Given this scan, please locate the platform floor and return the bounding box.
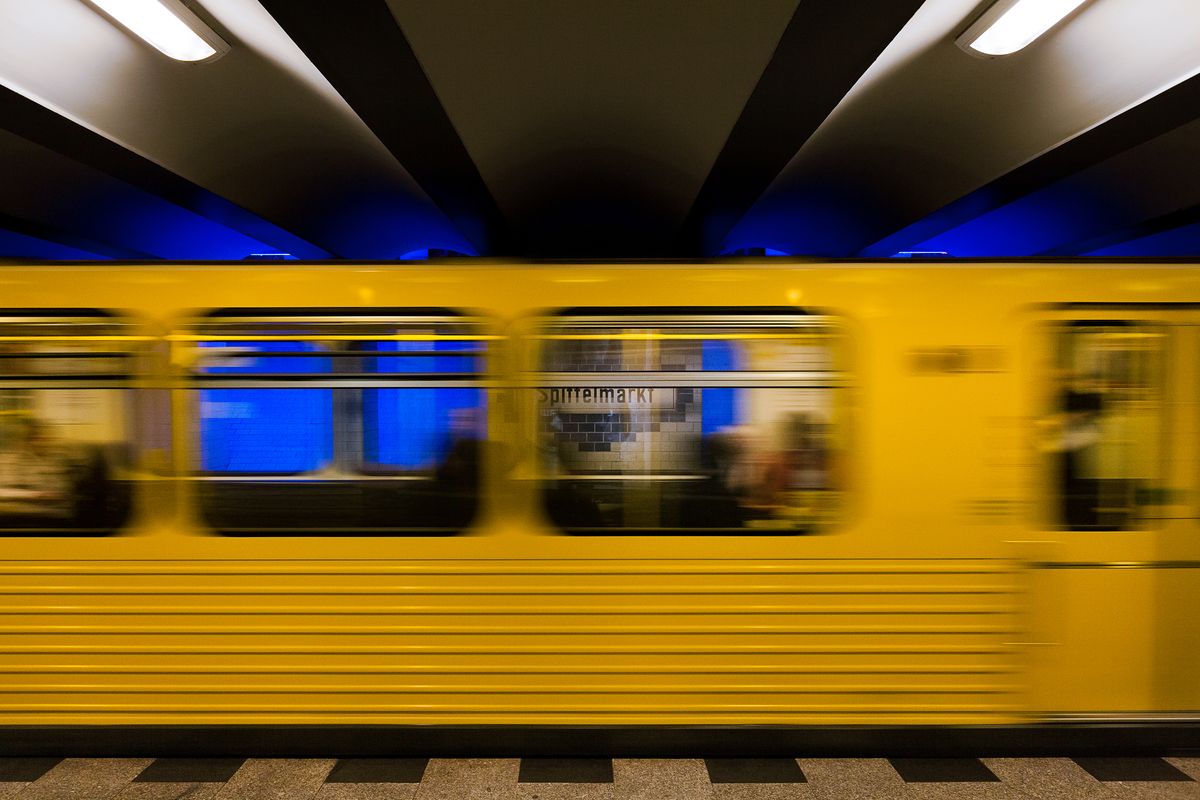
[0,756,1196,799]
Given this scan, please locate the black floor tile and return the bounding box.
[518,758,614,783]
[0,757,61,782]
[1073,757,1194,782]
[889,758,1000,783]
[325,759,429,784]
[705,759,807,784]
[133,758,245,783]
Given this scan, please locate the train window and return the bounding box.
[0,311,138,534]
[1047,322,1165,531]
[183,310,491,534]
[534,310,847,534]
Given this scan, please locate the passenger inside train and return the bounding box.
[192,312,489,533]
[0,416,74,517]
[0,319,134,531]
[1049,323,1163,531]
[538,312,844,532]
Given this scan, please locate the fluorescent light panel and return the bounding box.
[86,0,228,62]
[962,0,1090,56]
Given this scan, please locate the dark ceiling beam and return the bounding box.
[1038,202,1200,257]
[0,211,150,260]
[0,87,332,260]
[257,0,508,255]
[677,0,927,256]
[862,72,1200,258]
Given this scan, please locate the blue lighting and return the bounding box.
[701,339,741,436]
[721,247,790,257]
[313,187,481,259]
[363,340,481,469]
[55,179,292,260]
[0,227,106,260]
[896,180,1115,257]
[242,253,298,261]
[398,248,472,260]
[718,183,875,257]
[1086,220,1200,257]
[199,342,333,473]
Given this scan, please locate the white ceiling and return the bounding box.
[0,0,474,256]
[723,0,1200,255]
[0,0,1198,258]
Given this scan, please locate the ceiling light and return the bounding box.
[958,0,1091,57]
[84,0,229,62]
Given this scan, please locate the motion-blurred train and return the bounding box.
[0,260,1195,754]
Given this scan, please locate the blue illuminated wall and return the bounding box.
[1086,220,1200,257]
[397,248,472,260]
[0,228,104,260]
[199,341,483,474]
[701,340,742,435]
[894,180,1114,257]
[362,341,481,469]
[720,247,790,257]
[199,343,332,473]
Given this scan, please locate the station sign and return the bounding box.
[537,386,676,412]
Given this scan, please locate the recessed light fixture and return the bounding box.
[891,251,951,258]
[958,0,1092,57]
[84,0,229,63]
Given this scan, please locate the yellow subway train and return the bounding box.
[0,260,1196,753]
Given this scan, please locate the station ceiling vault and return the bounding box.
[0,0,1198,260]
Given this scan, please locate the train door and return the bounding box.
[1026,306,1200,719]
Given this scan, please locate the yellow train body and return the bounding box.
[0,261,1196,730]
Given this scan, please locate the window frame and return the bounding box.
[0,308,142,537]
[528,307,851,536]
[178,307,495,537]
[1040,317,1171,534]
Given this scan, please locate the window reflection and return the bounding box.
[1049,323,1164,531]
[189,312,489,534]
[200,341,333,473]
[0,314,135,533]
[538,314,844,533]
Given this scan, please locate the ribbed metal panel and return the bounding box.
[0,559,1023,725]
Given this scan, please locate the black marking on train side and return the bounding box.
[555,306,814,317]
[1,724,1198,758]
[0,529,121,538]
[3,256,1200,268]
[908,346,1005,375]
[202,307,471,318]
[1043,302,1200,310]
[555,527,814,537]
[210,528,465,538]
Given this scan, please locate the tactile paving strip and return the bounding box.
[0,756,1192,799]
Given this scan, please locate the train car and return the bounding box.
[0,260,1196,755]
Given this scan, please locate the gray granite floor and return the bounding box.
[0,758,1193,800]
